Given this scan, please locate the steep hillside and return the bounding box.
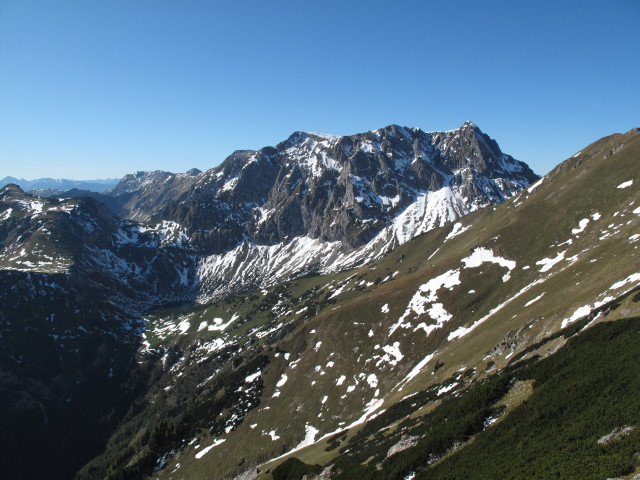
[0,186,199,479]
[69,127,639,480]
[274,314,640,480]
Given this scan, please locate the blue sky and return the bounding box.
[0,0,638,179]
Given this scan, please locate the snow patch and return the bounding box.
[276,374,288,388]
[536,250,566,273]
[178,319,190,334]
[208,313,239,332]
[379,342,403,366]
[461,247,516,271]
[391,269,460,335]
[195,439,226,459]
[610,273,640,290]
[266,430,280,441]
[245,371,261,383]
[437,383,457,396]
[295,424,319,450]
[571,218,590,235]
[561,305,592,329]
[527,177,544,193]
[445,222,470,240]
[524,293,545,307]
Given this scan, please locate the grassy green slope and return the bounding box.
[79,128,639,480]
[278,305,640,480]
[424,315,640,480]
[250,128,639,478]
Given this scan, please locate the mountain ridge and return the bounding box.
[97,121,538,299]
[108,121,537,245]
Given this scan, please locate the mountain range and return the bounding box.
[0,177,120,194]
[0,122,638,480]
[2,122,537,302]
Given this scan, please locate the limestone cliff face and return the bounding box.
[109,122,537,255]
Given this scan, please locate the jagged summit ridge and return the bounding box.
[113,122,536,247]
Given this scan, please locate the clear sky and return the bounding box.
[0,0,638,179]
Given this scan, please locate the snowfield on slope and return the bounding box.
[194,182,528,301]
[391,247,517,337]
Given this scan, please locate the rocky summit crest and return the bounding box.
[87,122,538,299]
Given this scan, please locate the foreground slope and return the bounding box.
[275,313,640,480]
[75,128,638,480]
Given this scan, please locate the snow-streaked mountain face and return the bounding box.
[114,123,536,247]
[0,122,537,303]
[0,184,199,309]
[0,121,538,294]
[96,122,538,299]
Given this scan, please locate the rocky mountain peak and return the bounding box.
[111,122,536,239]
[109,170,173,195]
[0,183,25,197]
[460,119,479,129]
[281,130,340,147]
